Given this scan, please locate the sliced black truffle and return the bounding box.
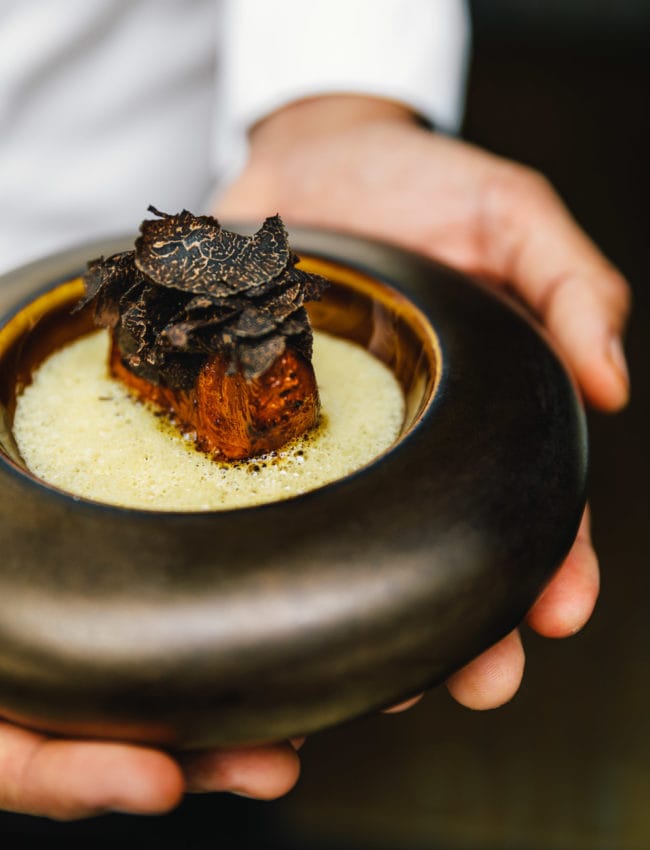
[79,208,330,460]
[81,207,329,383]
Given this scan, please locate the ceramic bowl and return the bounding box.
[0,229,587,748]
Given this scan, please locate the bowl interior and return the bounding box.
[0,256,440,486]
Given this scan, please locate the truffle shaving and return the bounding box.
[79,208,330,459]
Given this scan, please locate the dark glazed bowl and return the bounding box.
[0,229,587,748]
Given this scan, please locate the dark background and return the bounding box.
[2,2,649,847]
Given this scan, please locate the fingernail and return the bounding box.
[608,336,629,389]
[230,790,255,799]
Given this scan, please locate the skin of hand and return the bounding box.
[216,97,630,703]
[0,96,629,821]
[0,723,302,819]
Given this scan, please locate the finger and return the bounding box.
[526,508,599,637]
[0,721,184,820]
[181,742,300,800]
[382,694,424,714]
[446,629,525,710]
[488,166,631,411]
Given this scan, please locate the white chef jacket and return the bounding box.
[0,0,470,274]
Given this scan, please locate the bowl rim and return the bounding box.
[0,244,442,517]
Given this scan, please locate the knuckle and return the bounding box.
[593,263,632,325]
[610,269,632,314]
[491,162,555,205]
[483,163,559,240]
[509,164,556,204]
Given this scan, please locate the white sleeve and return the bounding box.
[213,0,471,182]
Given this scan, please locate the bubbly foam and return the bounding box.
[14,330,404,511]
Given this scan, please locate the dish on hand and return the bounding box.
[0,227,586,747]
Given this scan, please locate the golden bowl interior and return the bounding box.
[0,256,441,490]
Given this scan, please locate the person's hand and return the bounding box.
[1,96,628,821]
[0,721,301,819]
[216,94,631,710]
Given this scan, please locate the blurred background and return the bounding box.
[3,1,648,847]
